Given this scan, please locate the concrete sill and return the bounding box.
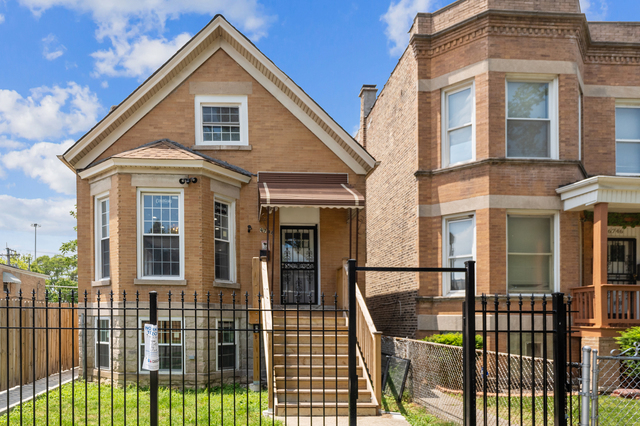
[134,279,187,286]
[193,145,252,151]
[213,281,241,289]
[91,279,111,287]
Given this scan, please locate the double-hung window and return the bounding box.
[506,78,557,159]
[215,199,235,282]
[195,95,249,146]
[95,196,110,280]
[139,319,182,372]
[615,103,640,175]
[443,214,475,295]
[139,191,183,278]
[443,82,475,167]
[218,320,236,370]
[96,318,110,369]
[507,213,557,294]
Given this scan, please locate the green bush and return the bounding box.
[422,332,483,349]
[615,327,640,376]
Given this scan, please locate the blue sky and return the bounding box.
[0,0,631,258]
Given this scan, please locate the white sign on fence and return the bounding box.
[142,323,159,371]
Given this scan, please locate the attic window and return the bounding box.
[195,95,248,146]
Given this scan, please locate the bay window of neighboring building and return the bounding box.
[507,212,558,294]
[615,102,640,175]
[95,195,110,281]
[215,198,235,282]
[194,95,249,146]
[506,77,558,159]
[138,190,184,279]
[443,213,475,296]
[442,81,475,167]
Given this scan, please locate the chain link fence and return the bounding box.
[593,354,640,425]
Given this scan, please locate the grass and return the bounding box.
[381,394,457,426]
[1,381,280,425]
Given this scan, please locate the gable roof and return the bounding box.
[62,15,376,175]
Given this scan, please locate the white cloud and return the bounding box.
[1,139,76,195]
[381,0,431,56]
[19,0,276,78]
[0,137,26,150]
[42,33,66,60]
[91,32,192,78]
[580,0,608,20]
[0,83,101,140]
[0,195,76,235]
[0,14,5,24]
[100,81,108,88]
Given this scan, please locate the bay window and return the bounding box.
[507,213,557,294]
[139,191,183,279]
[215,199,235,282]
[615,104,640,175]
[95,196,110,280]
[443,82,475,167]
[443,214,475,295]
[506,78,557,159]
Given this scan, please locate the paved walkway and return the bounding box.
[272,412,410,425]
[0,367,78,415]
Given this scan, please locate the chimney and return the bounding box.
[358,85,377,148]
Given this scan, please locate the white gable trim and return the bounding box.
[65,18,374,174]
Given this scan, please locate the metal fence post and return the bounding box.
[463,260,476,426]
[149,291,158,426]
[348,259,357,426]
[581,346,592,426]
[553,293,568,426]
[591,349,598,426]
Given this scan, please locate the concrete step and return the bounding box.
[274,402,378,417]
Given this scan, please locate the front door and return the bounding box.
[280,225,318,304]
[607,238,637,284]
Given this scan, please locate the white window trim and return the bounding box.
[505,75,559,160]
[216,319,239,372]
[138,317,184,374]
[194,95,249,146]
[442,212,476,297]
[214,196,236,284]
[506,210,560,295]
[615,100,640,176]
[136,188,185,280]
[94,192,110,282]
[442,80,476,168]
[95,317,110,370]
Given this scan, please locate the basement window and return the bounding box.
[217,320,237,370]
[195,95,249,146]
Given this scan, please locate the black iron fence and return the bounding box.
[0,288,360,425]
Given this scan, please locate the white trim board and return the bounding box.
[556,175,640,211]
[418,195,562,217]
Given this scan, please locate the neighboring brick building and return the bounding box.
[60,16,374,384]
[361,0,640,352]
[1,264,47,300]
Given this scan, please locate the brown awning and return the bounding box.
[258,172,364,209]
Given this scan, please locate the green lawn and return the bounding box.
[1,382,279,425]
[381,394,457,426]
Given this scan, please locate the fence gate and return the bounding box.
[581,344,640,426]
[462,287,579,426]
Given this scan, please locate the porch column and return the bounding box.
[593,202,608,328]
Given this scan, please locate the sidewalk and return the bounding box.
[0,367,78,416]
[273,412,411,425]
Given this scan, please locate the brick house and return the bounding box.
[1,264,47,300]
[360,0,640,354]
[59,15,376,395]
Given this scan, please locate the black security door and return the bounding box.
[280,225,318,304]
[608,238,637,283]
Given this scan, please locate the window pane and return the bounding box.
[448,88,472,129]
[448,218,474,257]
[507,120,550,158]
[97,343,110,368]
[218,345,236,370]
[101,239,110,279]
[143,235,180,277]
[616,142,640,174]
[215,241,230,281]
[508,82,549,119]
[508,216,552,254]
[449,257,471,291]
[449,126,473,164]
[616,108,640,140]
[508,254,553,293]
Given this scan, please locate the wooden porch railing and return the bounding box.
[337,260,382,406]
[571,284,640,327]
